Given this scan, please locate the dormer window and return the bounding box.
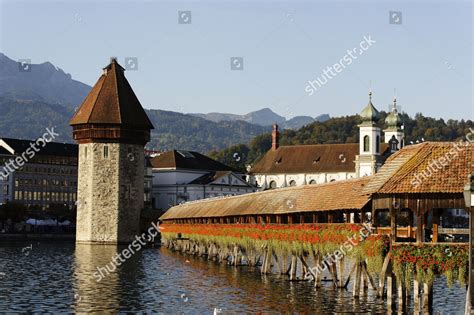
[275,157,282,164]
[389,136,399,152]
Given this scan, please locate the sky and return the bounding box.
[0,0,472,120]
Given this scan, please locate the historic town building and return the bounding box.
[248,92,402,190]
[70,58,154,244]
[0,146,15,205]
[0,138,78,209]
[150,150,255,211]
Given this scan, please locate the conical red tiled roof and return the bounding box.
[70,59,154,130]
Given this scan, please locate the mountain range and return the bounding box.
[190,108,329,128]
[0,53,326,152]
[0,53,90,108]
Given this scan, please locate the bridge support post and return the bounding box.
[387,273,395,311]
[337,257,345,288]
[422,282,433,313]
[413,278,421,313]
[314,253,322,288]
[290,254,298,280]
[397,278,406,313]
[353,260,361,298]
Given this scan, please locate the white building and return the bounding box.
[151,150,255,211]
[248,92,404,189]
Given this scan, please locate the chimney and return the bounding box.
[272,124,279,150]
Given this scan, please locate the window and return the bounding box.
[269,181,277,189]
[289,180,296,187]
[363,136,370,152]
[84,147,88,159]
[103,146,109,159]
[309,179,316,185]
[390,139,398,152]
[376,136,380,153]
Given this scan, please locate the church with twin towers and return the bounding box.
[247,91,405,190]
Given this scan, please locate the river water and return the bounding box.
[0,242,466,313]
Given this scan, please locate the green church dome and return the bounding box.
[360,92,380,123]
[385,98,402,128]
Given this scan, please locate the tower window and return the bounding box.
[104,146,109,159]
[84,147,87,159]
[363,136,370,152]
[376,135,380,153]
[269,181,277,189]
[289,180,296,187]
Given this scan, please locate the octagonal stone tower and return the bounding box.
[70,59,154,244]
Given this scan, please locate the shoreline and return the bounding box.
[0,233,75,242]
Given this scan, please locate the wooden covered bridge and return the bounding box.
[160,142,473,313]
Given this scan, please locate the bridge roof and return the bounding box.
[363,141,473,194]
[160,177,371,220]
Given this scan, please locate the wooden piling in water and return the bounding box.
[330,261,338,288]
[422,282,433,314]
[361,261,377,291]
[353,260,361,298]
[314,254,322,288]
[413,278,421,314]
[397,279,406,313]
[378,252,392,297]
[337,257,345,288]
[387,273,395,311]
[290,255,298,280]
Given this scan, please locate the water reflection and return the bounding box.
[0,242,466,313]
[73,244,121,312]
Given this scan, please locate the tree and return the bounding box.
[207,112,473,168]
[0,202,28,223]
[47,203,73,222]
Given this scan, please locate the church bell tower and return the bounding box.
[355,91,383,177]
[70,58,154,244]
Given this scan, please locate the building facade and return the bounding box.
[151,150,255,211]
[0,147,14,205]
[0,138,78,209]
[70,59,154,244]
[249,92,402,189]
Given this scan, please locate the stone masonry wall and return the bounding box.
[76,142,144,244]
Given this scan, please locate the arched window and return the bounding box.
[289,180,296,187]
[376,135,380,153]
[269,181,277,189]
[309,179,316,185]
[363,136,370,152]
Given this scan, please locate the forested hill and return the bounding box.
[208,112,474,172]
[0,97,268,152]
